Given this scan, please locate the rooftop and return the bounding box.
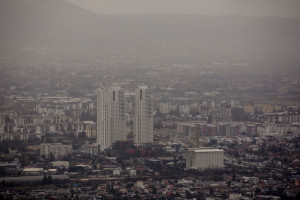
[189,148,224,153]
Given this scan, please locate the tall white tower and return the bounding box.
[97,87,126,151]
[134,86,153,146]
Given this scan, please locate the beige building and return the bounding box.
[243,105,254,114]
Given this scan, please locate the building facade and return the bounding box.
[134,86,153,146]
[186,148,224,170]
[97,87,126,151]
[40,143,72,160]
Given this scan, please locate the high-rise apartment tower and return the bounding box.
[133,86,153,146]
[97,87,126,151]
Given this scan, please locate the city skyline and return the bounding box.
[0,0,299,198]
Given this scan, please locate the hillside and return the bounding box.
[0,0,300,63]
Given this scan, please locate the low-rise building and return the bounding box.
[186,148,224,170]
[40,143,72,160]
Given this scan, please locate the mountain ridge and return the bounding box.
[1,0,300,63]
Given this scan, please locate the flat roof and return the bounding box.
[189,149,223,153]
[23,168,43,172]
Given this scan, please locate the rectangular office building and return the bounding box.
[186,148,224,170]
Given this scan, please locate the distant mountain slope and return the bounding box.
[0,0,300,62]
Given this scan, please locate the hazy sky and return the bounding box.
[65,0,300,17]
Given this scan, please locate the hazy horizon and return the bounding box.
[65,0,300,18]
[1,0,300,63]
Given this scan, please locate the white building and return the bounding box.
[97,87,126,151]
[80,143,101,156]
[179,104,190,115]
[75,121,96,139]
[113,169,121,176]
[134,86,153,146]
[35,126,42,134]
[51,161,70,169]
[159,101,171,114]
[40,143,72,160]
[186,148,224,170]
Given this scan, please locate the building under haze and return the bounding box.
[186,148,224,170]
[97,87,126,151]
[134,86,153,146]
[40,143,72,160]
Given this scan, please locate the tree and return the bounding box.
[209,187,214,196]
[186,190,192,198]
[295,192,300,200]
[43,175,47,184]
[227,181,231,187]
[43,175,53,184]
[71,186,74,198]
[4,147,9,154]
[4,115,11,123]
[20,153,29,166]
[275,187,286,198]
[134,191,141,200]
[1,180,6,187]
[174,155,178,167]
[152,187,157,194]
[47,175,53,184]
[232,171,236,181]
[255,188,261,195]
[50,152,55,161]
